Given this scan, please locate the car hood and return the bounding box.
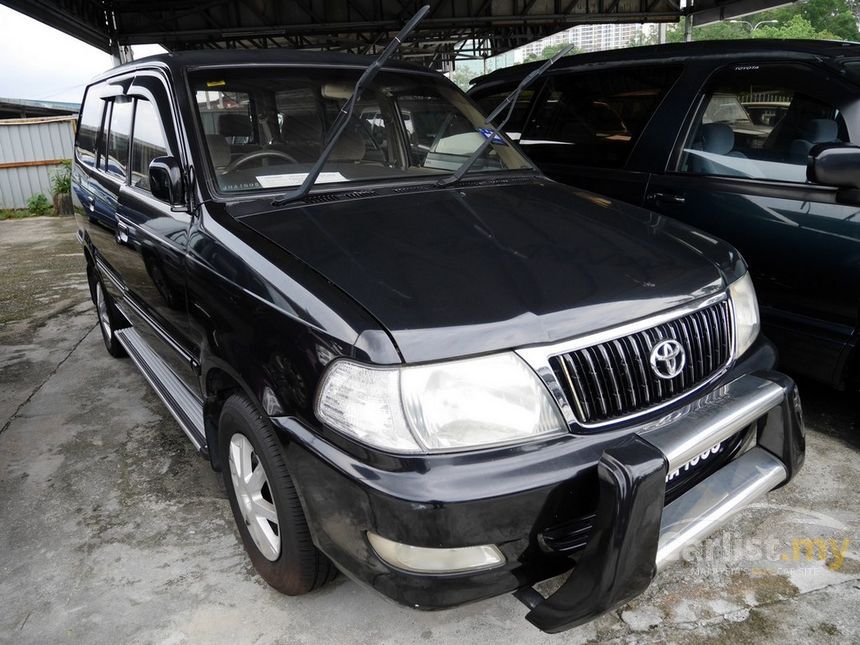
[240,180,737,363]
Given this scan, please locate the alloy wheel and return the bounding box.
[228,433,281,561]
[96,282,112,340]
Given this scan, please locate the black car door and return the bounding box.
[643,61,860,386]
[513,65,683,205]
[88,86,133,294]
[111,73,199,394]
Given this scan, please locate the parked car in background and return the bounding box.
[471,40,860,390]
[72,48,804,634]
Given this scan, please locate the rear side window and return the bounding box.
[105,98,133,179]
[522,66,681,168]
[130,99,169,191]
[76,92,104,168]
[678,63,850,183]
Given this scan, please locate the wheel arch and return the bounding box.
[201,359,282,472]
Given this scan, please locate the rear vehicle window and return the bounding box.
[522,65,681,168]
[76,92,104,168]
[198,90,255,145]
[130,99,169,191]
[105,98,133,180]
[678,64,850,183]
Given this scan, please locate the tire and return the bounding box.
[93,277,126,358]
[219,393,336,594]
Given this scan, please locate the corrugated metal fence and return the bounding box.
[0,115,76,209]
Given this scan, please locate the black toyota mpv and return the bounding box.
[72,45,804,633]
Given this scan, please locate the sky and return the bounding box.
[0,5,164,104]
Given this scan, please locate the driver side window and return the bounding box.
[678,65,848,183]
[130,99,169,192]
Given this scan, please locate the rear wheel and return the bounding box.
[94,279,126,358]
[219,394,336,594]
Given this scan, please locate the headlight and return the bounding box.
[315,352,566,453]
[729,271,760,358]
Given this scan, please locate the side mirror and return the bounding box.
[149,156,185,206]
[808,143,860,204]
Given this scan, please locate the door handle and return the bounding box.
[647,192,686,205]
[116,220,130,245]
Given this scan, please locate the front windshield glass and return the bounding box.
[189,67,533,194]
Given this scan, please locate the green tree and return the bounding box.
[798,0,859,39]
[449,68,477,91]
[667,0,859,42]
[754,14,839,39]
[524,42,579,62]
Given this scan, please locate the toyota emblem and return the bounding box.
[649,339,686,379]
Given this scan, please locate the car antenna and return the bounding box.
[436,44,575,188]
[272,4,430,207]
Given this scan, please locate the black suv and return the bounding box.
[470,39,860,391]
[72,49,804,633]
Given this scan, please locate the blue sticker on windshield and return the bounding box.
[477,128,507,145]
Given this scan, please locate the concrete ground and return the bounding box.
[1,216,858,645]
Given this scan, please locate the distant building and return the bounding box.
[516,22,654,61]
[0,97,80,120]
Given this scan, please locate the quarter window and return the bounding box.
[106,98,133,180]
[678,65,849,183]
[130,99,169,191]
[522,66,681,168]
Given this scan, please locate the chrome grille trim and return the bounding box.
[516,293,735,430]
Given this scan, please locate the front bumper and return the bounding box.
[273,366,803,632]
[518,370,803,632]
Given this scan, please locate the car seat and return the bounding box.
[205,134,231,171]
[788,118,839,163]
[690,123,746,175]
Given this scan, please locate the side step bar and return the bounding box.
[656,446,786,570]
[115,327,206,453]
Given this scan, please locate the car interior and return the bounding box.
[191,71,525,193]
[682,86,848,180]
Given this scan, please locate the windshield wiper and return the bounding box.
[272,4,429,207]
[436,44,575,189]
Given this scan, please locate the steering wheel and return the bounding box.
[225,149,298,172]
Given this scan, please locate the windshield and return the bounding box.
[189,67,533,194]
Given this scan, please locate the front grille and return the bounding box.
[549,299,733,425]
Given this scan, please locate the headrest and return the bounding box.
[701,123,735,155]
[205,134,230,169]
[218,112,251,137]
[799,118,838,143]
[328,127,366,162]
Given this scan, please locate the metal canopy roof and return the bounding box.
[2,0,792,69]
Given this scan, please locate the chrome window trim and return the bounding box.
[516,292,735,431]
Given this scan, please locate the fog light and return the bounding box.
[367,532,505,574]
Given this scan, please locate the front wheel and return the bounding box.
[219,394,336,594]
[94,278,126,358]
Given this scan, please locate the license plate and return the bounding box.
[666,441,724,483]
